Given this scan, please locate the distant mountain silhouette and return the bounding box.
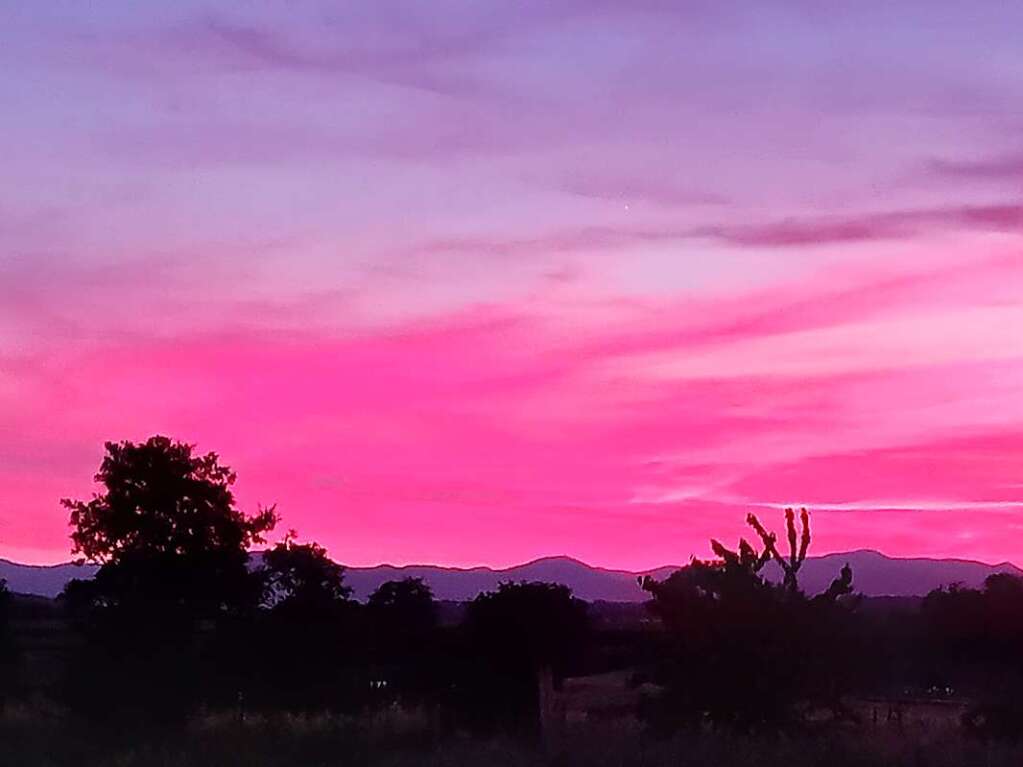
[760,549,1023,598]
[342,557,679,602]
[2,550,1020,601]
[0,559,98,598]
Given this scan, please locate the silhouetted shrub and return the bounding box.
[239,534,365,712]
[460,581,588,732]
[641,510,857,731]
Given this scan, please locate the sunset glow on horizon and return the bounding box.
[3,2,1023,568]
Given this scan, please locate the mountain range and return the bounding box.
[1,549,1020,602]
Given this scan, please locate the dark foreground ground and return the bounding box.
[4,705,1022,767]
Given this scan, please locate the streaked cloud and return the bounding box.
[2,1,1022,567]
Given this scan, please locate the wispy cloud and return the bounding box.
[700,204,1023,248]
[4,1,1023,567]
[928,154,1023,182]
[181,17,490,97]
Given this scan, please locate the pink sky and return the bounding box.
[2,2,1022,568]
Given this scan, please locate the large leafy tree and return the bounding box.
[65,435,276,564]
[60,436,278,721]
[62,436,276,615]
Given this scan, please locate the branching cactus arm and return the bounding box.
[747,509,812,593]
[745,514,783,565]
[788,507,812,582]
[798,508,811,565]
[786,508,798,569]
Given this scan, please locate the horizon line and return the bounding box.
[2,547,1020,574]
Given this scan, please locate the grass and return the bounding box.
[2,700,1022,766]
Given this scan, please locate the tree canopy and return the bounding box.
[62,436,277,615]
[641,509,857,729]
[368,577,437,636]
[64,436,276,564]
[261,532,352,614]
[468,581,588,673]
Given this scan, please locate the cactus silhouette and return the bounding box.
[745,507,811,593]
[705,507,851,598]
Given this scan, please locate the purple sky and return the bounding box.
[3,2,1023,567]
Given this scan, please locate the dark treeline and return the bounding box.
[2,435,1023,745]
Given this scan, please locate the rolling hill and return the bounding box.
[2,549,1019,602]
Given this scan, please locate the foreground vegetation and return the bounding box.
[3,708,1023,767]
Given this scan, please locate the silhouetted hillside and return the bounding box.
[3,551,1020,601]
[343,556,679,602]
[760,549,1023,597]
[0,559,98,598]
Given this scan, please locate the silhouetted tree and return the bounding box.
[368,577,437,637]
[237,532,364,712]
[641,555,797,729]
[261,531,352,615]
[922,574,1023,701]
[367,578,439,699]
[0,578,13,704]
[462,581,588,732]
[59,436,277,722]
[0,578,9,626]
[641,509,856,730]
[63,436,276,615]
